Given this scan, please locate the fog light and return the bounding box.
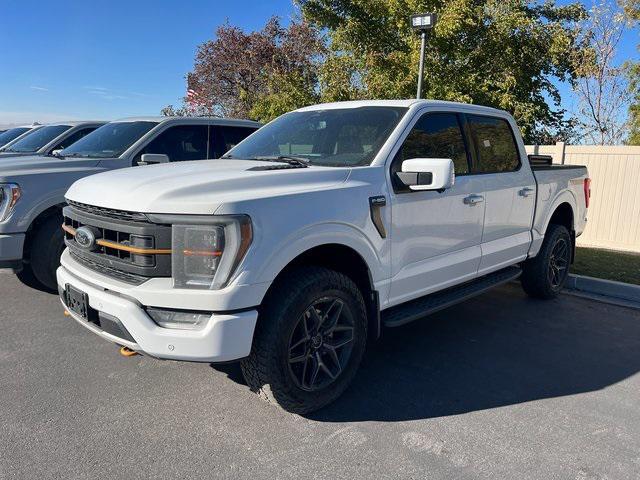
[146,307,211,330]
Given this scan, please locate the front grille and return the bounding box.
[63,204,171,280]
[67,200,150,223]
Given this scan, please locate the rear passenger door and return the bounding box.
[465,114,536,274]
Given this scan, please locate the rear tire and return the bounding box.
[521,223,572,299]
[28,214,65,292]
[240,266,367,414]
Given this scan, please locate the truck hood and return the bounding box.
[66,159,352,214]
[0,151,39,158]
[0,154,103,180]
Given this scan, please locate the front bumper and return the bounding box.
[0,233,25,267]
[56,264,258,363]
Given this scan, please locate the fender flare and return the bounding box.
[539,189,577,236]
[251,222,386,288]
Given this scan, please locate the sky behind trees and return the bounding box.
[0,0,637,127]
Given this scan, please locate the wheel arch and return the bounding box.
[543,200,576,263]
[22,203,65,262]
[260,242,382,341]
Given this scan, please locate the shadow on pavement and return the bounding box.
[214,284,640,422]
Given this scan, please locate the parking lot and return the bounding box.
[1,271,639,479]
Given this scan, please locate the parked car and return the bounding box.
[57,100,589,413]
[0,121,106,158]
[0,116,260,291]
[0,124,41,148]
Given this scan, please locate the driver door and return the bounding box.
[388,112,485,306]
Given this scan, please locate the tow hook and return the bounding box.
[119,346,139,357]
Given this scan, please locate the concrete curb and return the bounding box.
[564,274,640,310]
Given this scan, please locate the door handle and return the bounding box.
[519,187,535,197]
[463,194,484,206]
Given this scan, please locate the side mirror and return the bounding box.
[138,153,170,166]
[51,149,63,156]
[396,158,455,191]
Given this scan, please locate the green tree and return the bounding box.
[571,2,632,145]
[621,0,640,144]
[298,0,587,142]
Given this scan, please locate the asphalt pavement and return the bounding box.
[1,270,639,479]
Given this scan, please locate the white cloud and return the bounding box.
[82,85,149,101]
[0,111,77,128]
[29,86,49,92]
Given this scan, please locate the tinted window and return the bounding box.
[467,115,520,173]
[0,127,31,147]
[137,125,208,162]
[225,107,407,167]
[2,125,71,152]
[395,113,469,174]
[60,121,157,158]
[52,127,98,151]
[211,126,257,158]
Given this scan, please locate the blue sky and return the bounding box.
[0,0,637,126]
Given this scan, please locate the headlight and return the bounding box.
[0,183,21,221]
[147,214,252,290]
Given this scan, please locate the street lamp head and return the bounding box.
[410,13,437,33]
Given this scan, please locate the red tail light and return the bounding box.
[584,178,591,208]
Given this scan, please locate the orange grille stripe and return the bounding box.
[62,223,172,255]
[182,249,223,257]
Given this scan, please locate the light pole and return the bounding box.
[410,13,437,99]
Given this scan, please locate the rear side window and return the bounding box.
[395,113,470,175]
[137,125,208,162]
[210,126,257,158]
[467,115,520,173]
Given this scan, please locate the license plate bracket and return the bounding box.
[65,284,90,320]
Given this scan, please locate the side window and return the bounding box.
[394,112,470,177]
[467,115,520,173]
[210,126,257,158]
[137,125,208,162]
[52,127,97,150]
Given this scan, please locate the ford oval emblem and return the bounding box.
[75,226,99,250]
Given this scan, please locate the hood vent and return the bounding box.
[247,164,307,171]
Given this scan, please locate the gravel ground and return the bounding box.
[1,270,639,479]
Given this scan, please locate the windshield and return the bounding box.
[0,127,31,148]
[225,106,407,167]
[59,121,158,158]
[2,125,71,152]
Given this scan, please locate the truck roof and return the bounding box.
[295,99,508,115]
[110,116,262,128]
[44,120,107,127]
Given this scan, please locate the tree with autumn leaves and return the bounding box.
[164,0,637,144]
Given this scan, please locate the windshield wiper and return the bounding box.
[251,155,311,167]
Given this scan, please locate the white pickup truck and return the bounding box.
[58,100,589,413]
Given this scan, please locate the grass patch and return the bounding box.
[572,247,640,285]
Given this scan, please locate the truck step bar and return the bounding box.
[382,266,522,328]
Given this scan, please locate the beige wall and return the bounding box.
[525,144,640,253]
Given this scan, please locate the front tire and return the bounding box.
[28,214,65,292]
[521,223,572,299]
[240,266,367,414]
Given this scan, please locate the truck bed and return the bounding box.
[530,164,589,255]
